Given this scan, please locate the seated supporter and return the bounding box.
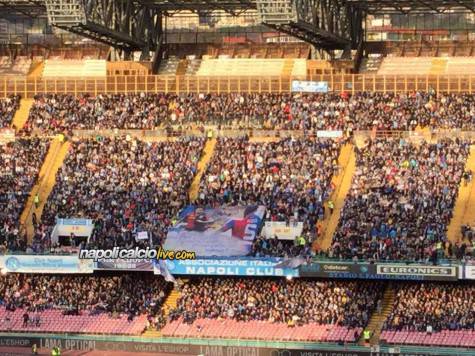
[0,139,49,252]
[0,95,20,128]
[383,283,475,332]
[38,136,204,249]
[0,274,172,322]
[170,278,384,328]
[22,92,475,132]
[197,136,341,257]
[331,138,470,261]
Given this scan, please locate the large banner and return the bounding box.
[0,255,93,274]
[94,258,153,271]
[156,258,299,277]
[261,221,303,240]
[291,80,328,93]
[164,205,266,257]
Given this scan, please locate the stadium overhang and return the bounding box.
[345,0,475,14]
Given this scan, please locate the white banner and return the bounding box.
[136,231,149,240]
[262,221,303,240]
[55,218,94,237]
[317,130,343,138]
[0,128,15,144]
[465,265,475,279]
[291,80,328,93]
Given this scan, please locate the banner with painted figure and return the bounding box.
[164,205,266,257]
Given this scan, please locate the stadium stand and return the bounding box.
[330,139,470,261]
[37,136,204,250]
[42,59,107,78]
[381,283,475,347]
[195,58,306,77]
[163,278,384,341]
[0,56,31,76]
[0,274,172,335]
[197,137,341,257]
[0,95,20,128]
[22,92,475,132]
[0,139,49,252]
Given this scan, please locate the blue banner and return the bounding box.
[291,80,329,93]
[56,218,93,226]
[0,255,94,274]
[156,258,299,277]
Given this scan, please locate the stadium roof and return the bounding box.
[346,0,475,14]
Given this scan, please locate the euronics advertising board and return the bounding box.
[164,205,265,257]
[156,258,299,277]
[0,255,93,274]
[300,261,458,281]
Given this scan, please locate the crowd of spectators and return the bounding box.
[0,139,49,252]
[169,278,384,328]
[38,136,204,249]
[0,95,20,128]
[331,138,470,261]
[0,274,172,323]
[21,92,475,132]
[197,136,341,257]
[383,283,475,332]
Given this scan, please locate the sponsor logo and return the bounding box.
[5,257,20,271]
[79,247,195,261]
[322,264,351,272]
[377,265,456,277]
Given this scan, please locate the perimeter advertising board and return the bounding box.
[0,334,451,356]
[300,262,458,281]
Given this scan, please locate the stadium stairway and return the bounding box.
[10,98,33,132]
[176,60,188,76]
[315,144,356,251]
[27,61,44,78]
[429,58,448,75]
[447,145,475,243]
[21,137,70,240]
[142,287,182,338]
[189,137,217,201]
[281,59,294,76]
[359,285,395,346]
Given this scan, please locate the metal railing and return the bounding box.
[1,74,475,97]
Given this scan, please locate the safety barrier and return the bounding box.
[1,74,475,97]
